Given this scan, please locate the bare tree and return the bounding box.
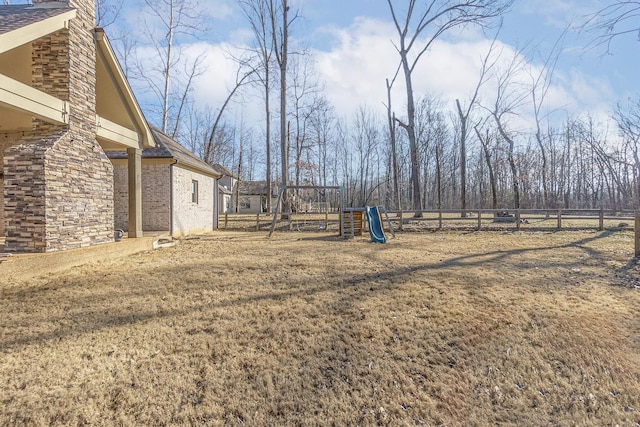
[455,31,501,216]
[527,30,567,215]
[203,63,254,165]
[95,0,123,28]
[237,0,276,211]
[615,97,640,208]
[269,0,299,217]
[139,0,203,133]
[474,122,498,209]
[309,95,336,191]
[383,66,402,211]
[169,54,205,139]
[483,44,528,209]
[386,0,513,216]
[289,54,322,190]
[584,1,640,53]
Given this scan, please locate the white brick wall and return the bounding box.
[111,160,215,236]
[172,166,215,237]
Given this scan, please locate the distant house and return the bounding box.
[237,181,277,214]
[107,126,221,237]
[212,164,236,214]
[0,0,154,252]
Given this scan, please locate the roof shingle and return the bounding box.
[0,5,74,36]
[106,126,219,178]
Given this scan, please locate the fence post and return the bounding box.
[399,209,403,231]
[557,209,562,230]
[516,210,521,230]
[599,208,604,231]
[256,212,260,231]
[224,212,228,229]
[635,213,640,257]
[438,210,443,229]
[477,210,482,230]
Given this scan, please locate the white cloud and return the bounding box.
[312,18,399,118]
[313,18,519,119]
[125,11,619,137]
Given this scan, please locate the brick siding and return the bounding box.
[112,161,171,232]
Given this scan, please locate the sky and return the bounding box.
[153,0,639,133]
[11,0,640,134]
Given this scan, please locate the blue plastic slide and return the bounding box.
[366,206,387,244]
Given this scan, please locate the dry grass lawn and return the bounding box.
[1,230,640,426]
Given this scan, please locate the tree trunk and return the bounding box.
[456,99,467,217]
[401,57,423,216]
[475,126,498,209]
[386,79,401,211]
[265,68,272,212]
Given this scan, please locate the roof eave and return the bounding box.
[94,28,155,148]
[0,9,76,55]
[172,159,222,179]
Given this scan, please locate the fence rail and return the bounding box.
[219,209,640,257]
[219,208,637,233]
[387,208,635,232]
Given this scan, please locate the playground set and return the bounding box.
[267,185,395,243]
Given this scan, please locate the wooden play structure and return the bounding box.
[340,207,395,242]
[340,208,364,238]
[267,185,395,242]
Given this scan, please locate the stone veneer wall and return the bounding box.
[1,136,24,240]
[112,161,171,232]
[3,0,114,252]
[4,132,65,252]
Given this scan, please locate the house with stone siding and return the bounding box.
[0,0,213,252]
[107,126,220,237]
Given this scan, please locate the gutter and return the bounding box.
[169,159,177,237]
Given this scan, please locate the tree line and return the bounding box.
[99,0,640,213]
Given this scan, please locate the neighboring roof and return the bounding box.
[218,183,232,195]
[238,181,272,196]
[212,163,236,178]
[107,126,220,178]
[0,5,73,35]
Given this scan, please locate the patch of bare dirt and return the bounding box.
[1,230,639,426]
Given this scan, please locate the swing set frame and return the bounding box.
[268,185,343,237]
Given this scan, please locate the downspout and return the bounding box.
[169,159,178,236]
[213,177,219,230]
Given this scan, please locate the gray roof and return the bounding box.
[212,163,235,178]
[0,5,74,36]
[107,126,220,178]
[238,181,272,196]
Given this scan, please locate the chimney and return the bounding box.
[5,0,115,253]
[31,0,97,135]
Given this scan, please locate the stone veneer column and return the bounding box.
[3,0,114,252]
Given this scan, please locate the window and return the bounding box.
[191,180,198,204]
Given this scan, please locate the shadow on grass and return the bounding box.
[0,230,631,352]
